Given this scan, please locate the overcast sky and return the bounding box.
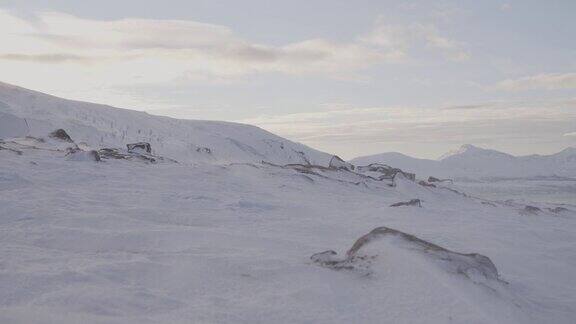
[0,0,575,159]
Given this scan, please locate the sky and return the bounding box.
[0,0,575,159]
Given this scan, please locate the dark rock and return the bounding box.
[196,147,211,154]
[66,146,81,154]
[428,176,453,183]
[356,163,415,181]
[99,147,158,163]
[311,226,500,281]
[0,140,23,155]
[127,142,151,154]
[49,129,72,142]
[390,199,422,208]
[522,205,542,215]
[548,207,569,214]
[418,180,436,188]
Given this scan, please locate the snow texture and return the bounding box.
[1,82,576,323]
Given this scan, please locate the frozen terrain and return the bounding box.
[1,82,576,323]
[351,144,576,180]
[351,145,576,204]
[0,81,332,166]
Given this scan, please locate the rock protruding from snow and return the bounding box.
[196,147,211,154]
[521,205,542,215]
[312,226,499,282]
[66,149,101,162]
[355,163,415,181]
[390,199,422,207]
[329,155,354,170]
[0,140,23,155]
[49,129,73,142]
[99,148,161,163]
[548,207,570,214]
[127,142,151,154]
[428,176,453,183]
[418,180,436,188]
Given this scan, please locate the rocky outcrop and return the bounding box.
[356,163,415,181]
[196,147,211,154]
[418,180,436,188]
[548,207,569,214]
[0,140,23,155]
[99,148,157,163]
[49,129,73,142]
[521,205,542,215]
[127,142,151,154]
[329,155,354,170]
[311,226,499,281]
[428,176,453,183]
[390,199,422,207]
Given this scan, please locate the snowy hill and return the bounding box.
[0,81,332,166]
[351,144,576,180]
[2,83,576,323]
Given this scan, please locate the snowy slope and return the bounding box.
[1,136,576,323]
[0,81,332,166]
[351,144,576,179]
[1,83,576,323]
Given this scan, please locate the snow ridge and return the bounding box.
[0,81,332,166]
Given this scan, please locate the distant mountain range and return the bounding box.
[350,144,576,180]
[2,81,574,180]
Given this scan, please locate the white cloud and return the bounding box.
[0,8,472,113]
[360,18,470,61]
[0,9,397,82]
[565,132,576,137]
[0,9,469,84]
[495,73,576,91]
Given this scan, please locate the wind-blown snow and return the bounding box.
[1,82,576,323]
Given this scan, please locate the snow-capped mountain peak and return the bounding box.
[438,144,514,161]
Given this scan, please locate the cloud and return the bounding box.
[0,53,95,63]
[0,9,468,84]
[495,73,576,91]
[0,9,396,81]
[565,132,576,137]
[360,18,470,61]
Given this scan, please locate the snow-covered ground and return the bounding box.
[0,81,332,166]
[351,145,576,204]
[1,83,576,323]
[450,178,576,205]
